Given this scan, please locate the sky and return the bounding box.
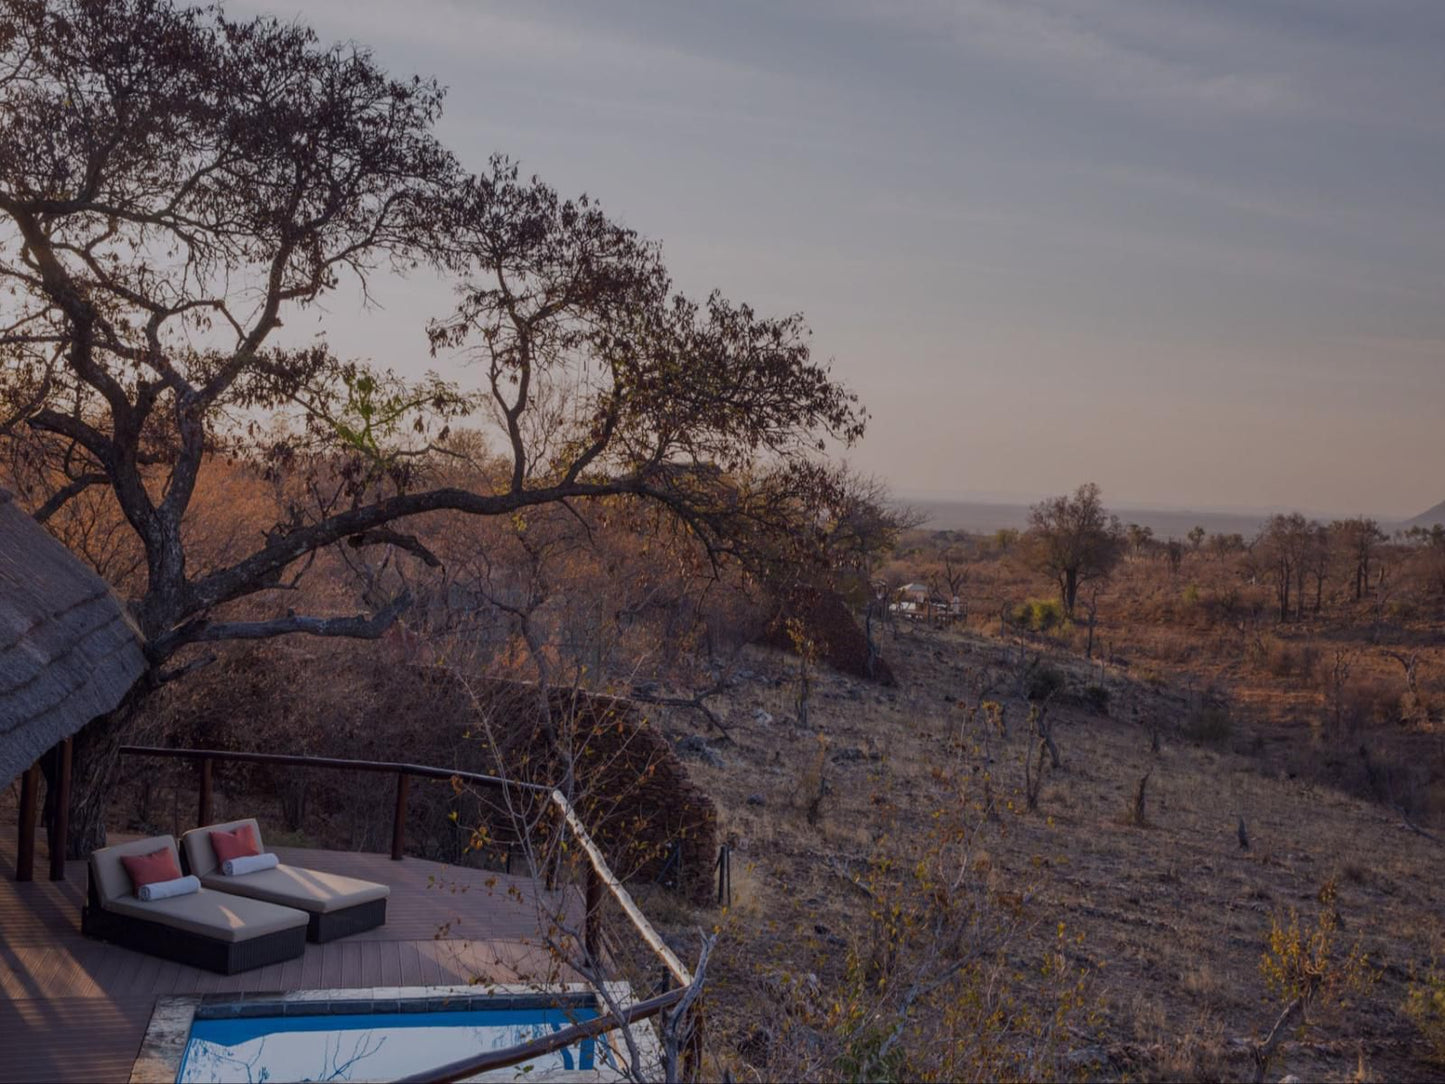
[236,0,1445,519]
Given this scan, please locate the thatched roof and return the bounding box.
[0,489,146,785]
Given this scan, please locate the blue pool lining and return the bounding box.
[187,1005,599,1045]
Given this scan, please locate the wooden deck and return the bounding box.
[0,829,583,1083]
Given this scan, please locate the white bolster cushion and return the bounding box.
[222,852,280,877]
[137,874,201,902]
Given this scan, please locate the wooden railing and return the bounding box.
[117,745,697,1080]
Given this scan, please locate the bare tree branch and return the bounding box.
[161,591,412,653]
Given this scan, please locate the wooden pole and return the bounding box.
[16,762,41,882]
[390,771,410,860]
[48,739,72,881]
[584,866,603,962]
[197,757,213,826]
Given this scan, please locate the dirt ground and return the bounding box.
[649,619,1444,1082]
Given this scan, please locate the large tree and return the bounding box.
[1025,483,1125,617]
[1256,513,1318,622]
[0,0,864,852]
[1332,516,1386,602]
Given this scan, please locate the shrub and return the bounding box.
[1081,684,1110,715]
[1263,638,1319,680]
[1012,598,1067,634]
[1405,969,1445,1065]
[1182,703,1232,744]
[1260,879,1374,1016]
[1027,665,1066,702]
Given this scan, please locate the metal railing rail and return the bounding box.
[118,744,698,1079]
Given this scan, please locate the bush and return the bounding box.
[1081,684,1110,715]
[1405,970,1445,1065]
[1012,598,1067,633]
[1257,878,1374,1076]
[1027,665,1067,702]
[1182,703,1233,744]
[1263,638,1319,680]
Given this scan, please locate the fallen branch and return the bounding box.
[629,682,732,736]
[1397,816,1442,844]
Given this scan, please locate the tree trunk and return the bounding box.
[1063,569,1079,617]
[864,600,879,681]
[64,688,147,858]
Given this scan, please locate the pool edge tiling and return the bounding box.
[131,983,657,1083]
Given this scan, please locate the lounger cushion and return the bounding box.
[209,823,260,865]
[105,888,308,943]
[121,847,182,892]
[200,865,390,914]
[181,819,264,879]
[90,835,181,907]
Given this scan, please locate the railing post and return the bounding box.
[15,761,40,882]
[48,739,72,881]
[197,756,213,826]
[391,771,410,861]
[584,865,603,962]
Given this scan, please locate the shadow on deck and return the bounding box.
[0,827,581,1083]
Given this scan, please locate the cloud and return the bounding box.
[833,0,1305,116]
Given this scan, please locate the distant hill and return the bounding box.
[1407,500,1445,528]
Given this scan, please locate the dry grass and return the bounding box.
[657,619,1445,1081]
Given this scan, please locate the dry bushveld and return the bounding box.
[646,607,1443,1082]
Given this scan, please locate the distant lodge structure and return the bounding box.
[889,581,964,622]
[0,489,146,881]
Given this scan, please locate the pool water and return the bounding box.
[176,1004,602,1083]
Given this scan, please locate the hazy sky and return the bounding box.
[237,0,1445,518]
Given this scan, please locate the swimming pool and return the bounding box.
[178,1002,601,1082]
[132,986,652,1083]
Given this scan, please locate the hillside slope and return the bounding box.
[648,622,1443,1081]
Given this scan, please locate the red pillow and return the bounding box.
[121,847,182,893]
[209,824,260,865]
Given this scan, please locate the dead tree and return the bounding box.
[1030,700,1061,770]
[1024,738,1048,812]
[1131,771,1151,827]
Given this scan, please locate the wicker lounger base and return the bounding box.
[81,878,307,975]
[307,896,387,943]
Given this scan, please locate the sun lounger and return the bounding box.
[82,835,308,974]
[180,819,389,943]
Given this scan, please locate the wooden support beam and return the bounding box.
[48,739,72,881]
[16,762,41,882]
[197,757,213,826]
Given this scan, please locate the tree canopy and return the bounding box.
[0,0,867,851]
[0,0,865,663]
[1025,483,1125,616]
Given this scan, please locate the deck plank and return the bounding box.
[0,830,585,1082]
